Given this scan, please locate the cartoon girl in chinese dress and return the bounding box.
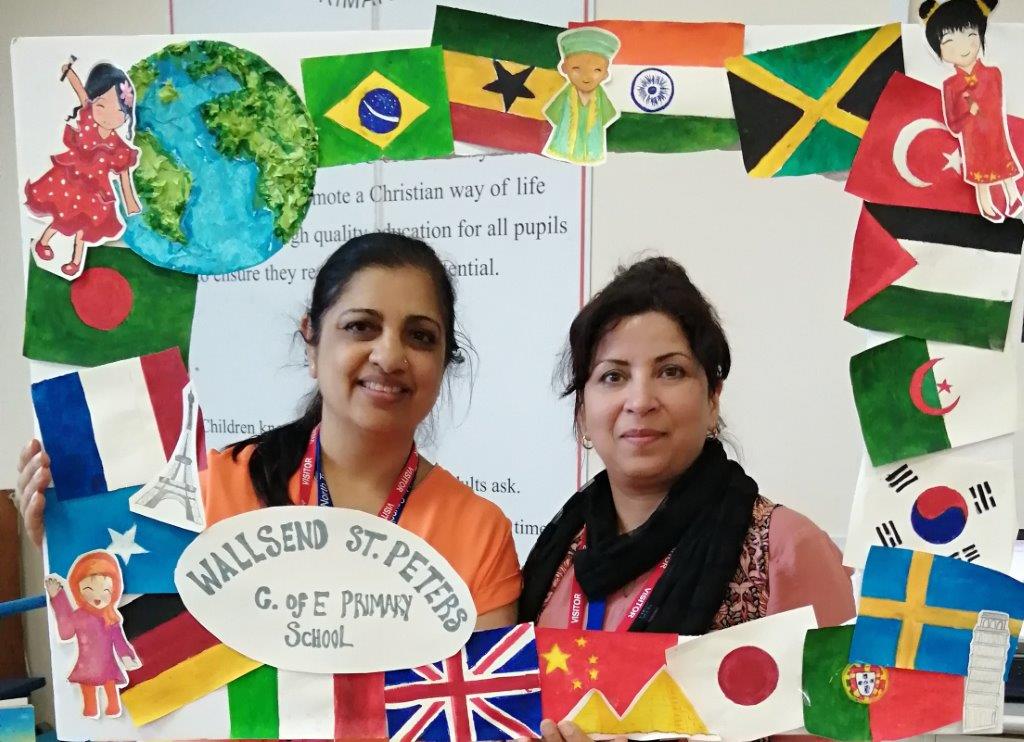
[45,551,141,718]
[24,60,142,277]
[921,0,1023,222]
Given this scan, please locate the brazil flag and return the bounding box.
[23,244,197,367]
[725,24,903,177]
[301,46,454,166]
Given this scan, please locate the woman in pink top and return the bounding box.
[45,550,140,719]
[518,257,854,738]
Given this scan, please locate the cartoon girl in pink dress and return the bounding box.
[45,550,140,719]
[24,61,142,277]
[921,0,1023,222]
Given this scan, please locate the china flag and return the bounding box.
[535,627,707,737]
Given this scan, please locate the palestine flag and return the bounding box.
[845,202,1024,350]
[569,20,742,154]
[431,6,564,153]
[726,24,903,177]
[802,625,964,740]
[849,336,1017,466]
[301,46,454,166]
[23,244,197,367]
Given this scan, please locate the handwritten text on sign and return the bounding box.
[173,506,477,673]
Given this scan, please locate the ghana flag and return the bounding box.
[802,625,964,740]
[23,244,197,367]
[726,24,903,177]
[302,46,454,166]
[432,6,565,153]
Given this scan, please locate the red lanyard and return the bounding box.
[567,526,673,632]
[297,424,418,523]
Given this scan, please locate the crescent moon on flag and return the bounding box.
[909,357,960,416]
[892,118,947,188]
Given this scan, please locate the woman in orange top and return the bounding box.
[17,232,521,627]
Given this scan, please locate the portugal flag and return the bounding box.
[802,625,964,740]
[849,336,1017,466]
[431,6,564,154]
[846,72,1024,214]
[726,24,903,177]
[23,244,197,367]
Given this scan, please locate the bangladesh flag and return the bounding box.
[301,46,454,166]
[849,336,1017,466]
[23,244,197,367]
[726,23,903,177]
[431,6,564,154]
[845,203,1024,350]
[570,20,743,154]
[803,625,964,740]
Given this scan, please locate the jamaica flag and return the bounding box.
[301,46,454,166]
[726,24,903,177]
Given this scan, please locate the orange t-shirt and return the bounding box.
[200,445,522,615]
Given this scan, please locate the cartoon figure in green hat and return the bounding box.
[543,27,621,166]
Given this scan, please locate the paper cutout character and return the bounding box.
[24,59,141,279]
[543,27,621,166]
[920,0,1023,222]
[45,550,141,719]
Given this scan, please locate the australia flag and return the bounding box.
[384,622,542,741]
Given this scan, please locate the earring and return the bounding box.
[706,424,720,440]
[581,434,594,450]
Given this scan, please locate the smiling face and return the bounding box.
[91,86,128,132]
[940,26,982,68]
[581,312,720,494]
[307,265,447,439]
[561,51,610,94]
[78,574,114,609]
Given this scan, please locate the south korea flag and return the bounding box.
[843,445,1016,573]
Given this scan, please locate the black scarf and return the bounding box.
[518,439,759,635]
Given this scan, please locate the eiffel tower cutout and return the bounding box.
[129,382,205,532]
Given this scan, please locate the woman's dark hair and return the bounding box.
[560,256,731,436]
[68,63,135,138]
[920,0,996,56]
[231,232,463,507]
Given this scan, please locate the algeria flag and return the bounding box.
[665,607,817,741]
[850,336,1017,467]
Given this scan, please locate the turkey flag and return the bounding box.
[845,72,1024,215]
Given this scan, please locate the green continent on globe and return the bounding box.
[189,40,317,242]
[132,130,191,244]
[125,40,318,248]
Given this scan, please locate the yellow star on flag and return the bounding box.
[571,678,583,690]
[588,655,598,665]
[588,668,599,680]
[541,643,571,674]
[324,70,428,149]
[575,637,588,648]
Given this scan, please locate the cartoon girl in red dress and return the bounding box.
[921,0,1022,222]
[45,551,140,718]
[24,61,142,277]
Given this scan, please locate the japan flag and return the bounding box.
[665,606,817,742]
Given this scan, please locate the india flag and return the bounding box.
[570,20,744,153]
[850,336,1017,466]
[30,348,189,501]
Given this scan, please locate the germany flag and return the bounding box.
[726,24,903,178]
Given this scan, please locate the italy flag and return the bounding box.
[849,336,1017,466]
[570,20,744,153]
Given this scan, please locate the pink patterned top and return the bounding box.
[537,496,855,631]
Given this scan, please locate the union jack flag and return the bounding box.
[384,622,542,741]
